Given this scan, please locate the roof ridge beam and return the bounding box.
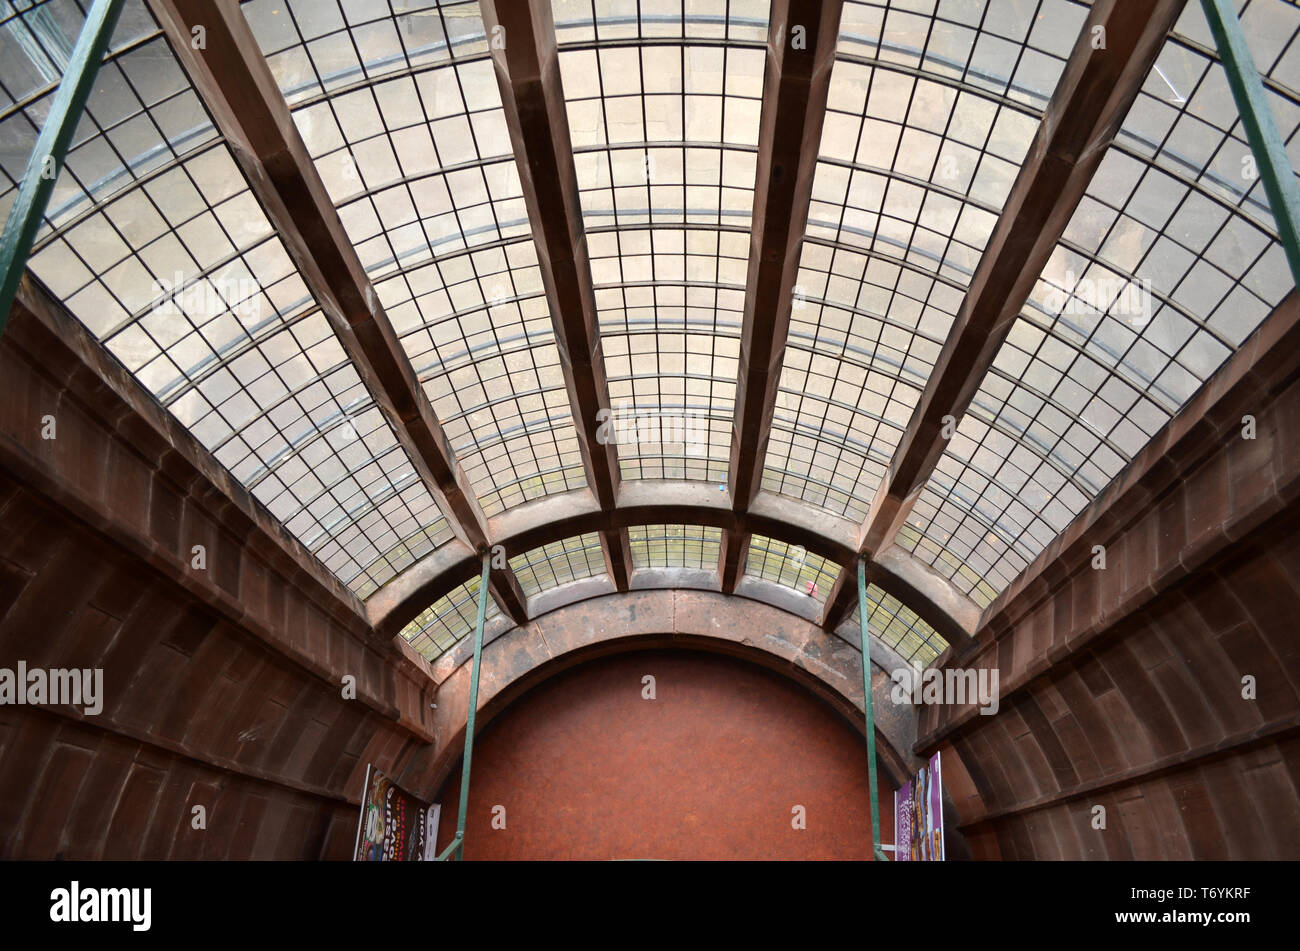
[146,0,528,625]
[721,0,844,592]
[479,0,630,591]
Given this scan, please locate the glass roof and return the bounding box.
[745,534,840,602]
[896,0,1299,606]
[8,0,452,600]
[628,523,721,569]
[509,533,606,596]
[244,0,588,518]
[7,0,1297,664]
[400,573,500,660]
[851,582,947,667]
[558,0,766,484]
[764,0,1086,521]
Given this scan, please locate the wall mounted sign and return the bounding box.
[353,764,440,861]
[894,751,944,861]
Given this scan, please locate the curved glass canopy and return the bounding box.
[6,0,1297,660]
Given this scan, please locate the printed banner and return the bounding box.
[894,751,944,861]
[352,764,441,861]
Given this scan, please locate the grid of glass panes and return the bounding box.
[559,39,765,233]
[823,0,1094,264]
[19,5,451,599]
[240,0,490,107]
[743,534,839,602]
[400,574,500,660]
[849,582,948,667]
[248,1,520,270]
[508,533,607,596]
[242,0,586,517]
[0,2,195,227]
[557,0,765,484]
[809,59,1034,280]
[763,0,1086,522]
[900,2,1300,609]
[627,524,721,569]
[766,247,963,520]
[592,226,742,481]
[835,0,1090,110]
[381,236,587,516]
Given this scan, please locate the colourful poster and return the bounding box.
[352,764,441,861]
[894,751,944,861]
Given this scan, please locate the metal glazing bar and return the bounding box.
[0,0,126,336]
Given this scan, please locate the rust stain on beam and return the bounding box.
[148,0,529,625]
[480,0,630,589]
[717,531,750,595]
[601,528,633,593]
[856,0,1188,559]
[819,562,860,634]
[722,0,844,591]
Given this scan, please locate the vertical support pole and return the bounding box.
[0,0,125,336]
[1201,0,1300,287]
[447,550,491,861]
[857,557,886,861]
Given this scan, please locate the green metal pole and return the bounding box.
[0,0,125,337]
[1201,0,1300,287]
[433,832,462,862]
[857,557,886,861]
[448,551,491,860]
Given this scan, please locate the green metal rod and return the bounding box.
[434,831,463,862]
[1201,0,1300,288]
[857,557,883,861]
[450,552,491,860]
[0,0,125,337]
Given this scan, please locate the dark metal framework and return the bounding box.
[4,0,1298,678]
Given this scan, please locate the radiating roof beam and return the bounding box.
[853,0,1188,561]
[720,0,844,592]
[479,0,631,591]
[147,0,528,625]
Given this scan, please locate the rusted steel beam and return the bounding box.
[479,0,632,591]
[147,0,528,624]
[600,528,633,593]
[821,558,864,636]
[855,0,1188,559]
[720,0,844,592]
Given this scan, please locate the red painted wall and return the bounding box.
[436,649,895,860]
